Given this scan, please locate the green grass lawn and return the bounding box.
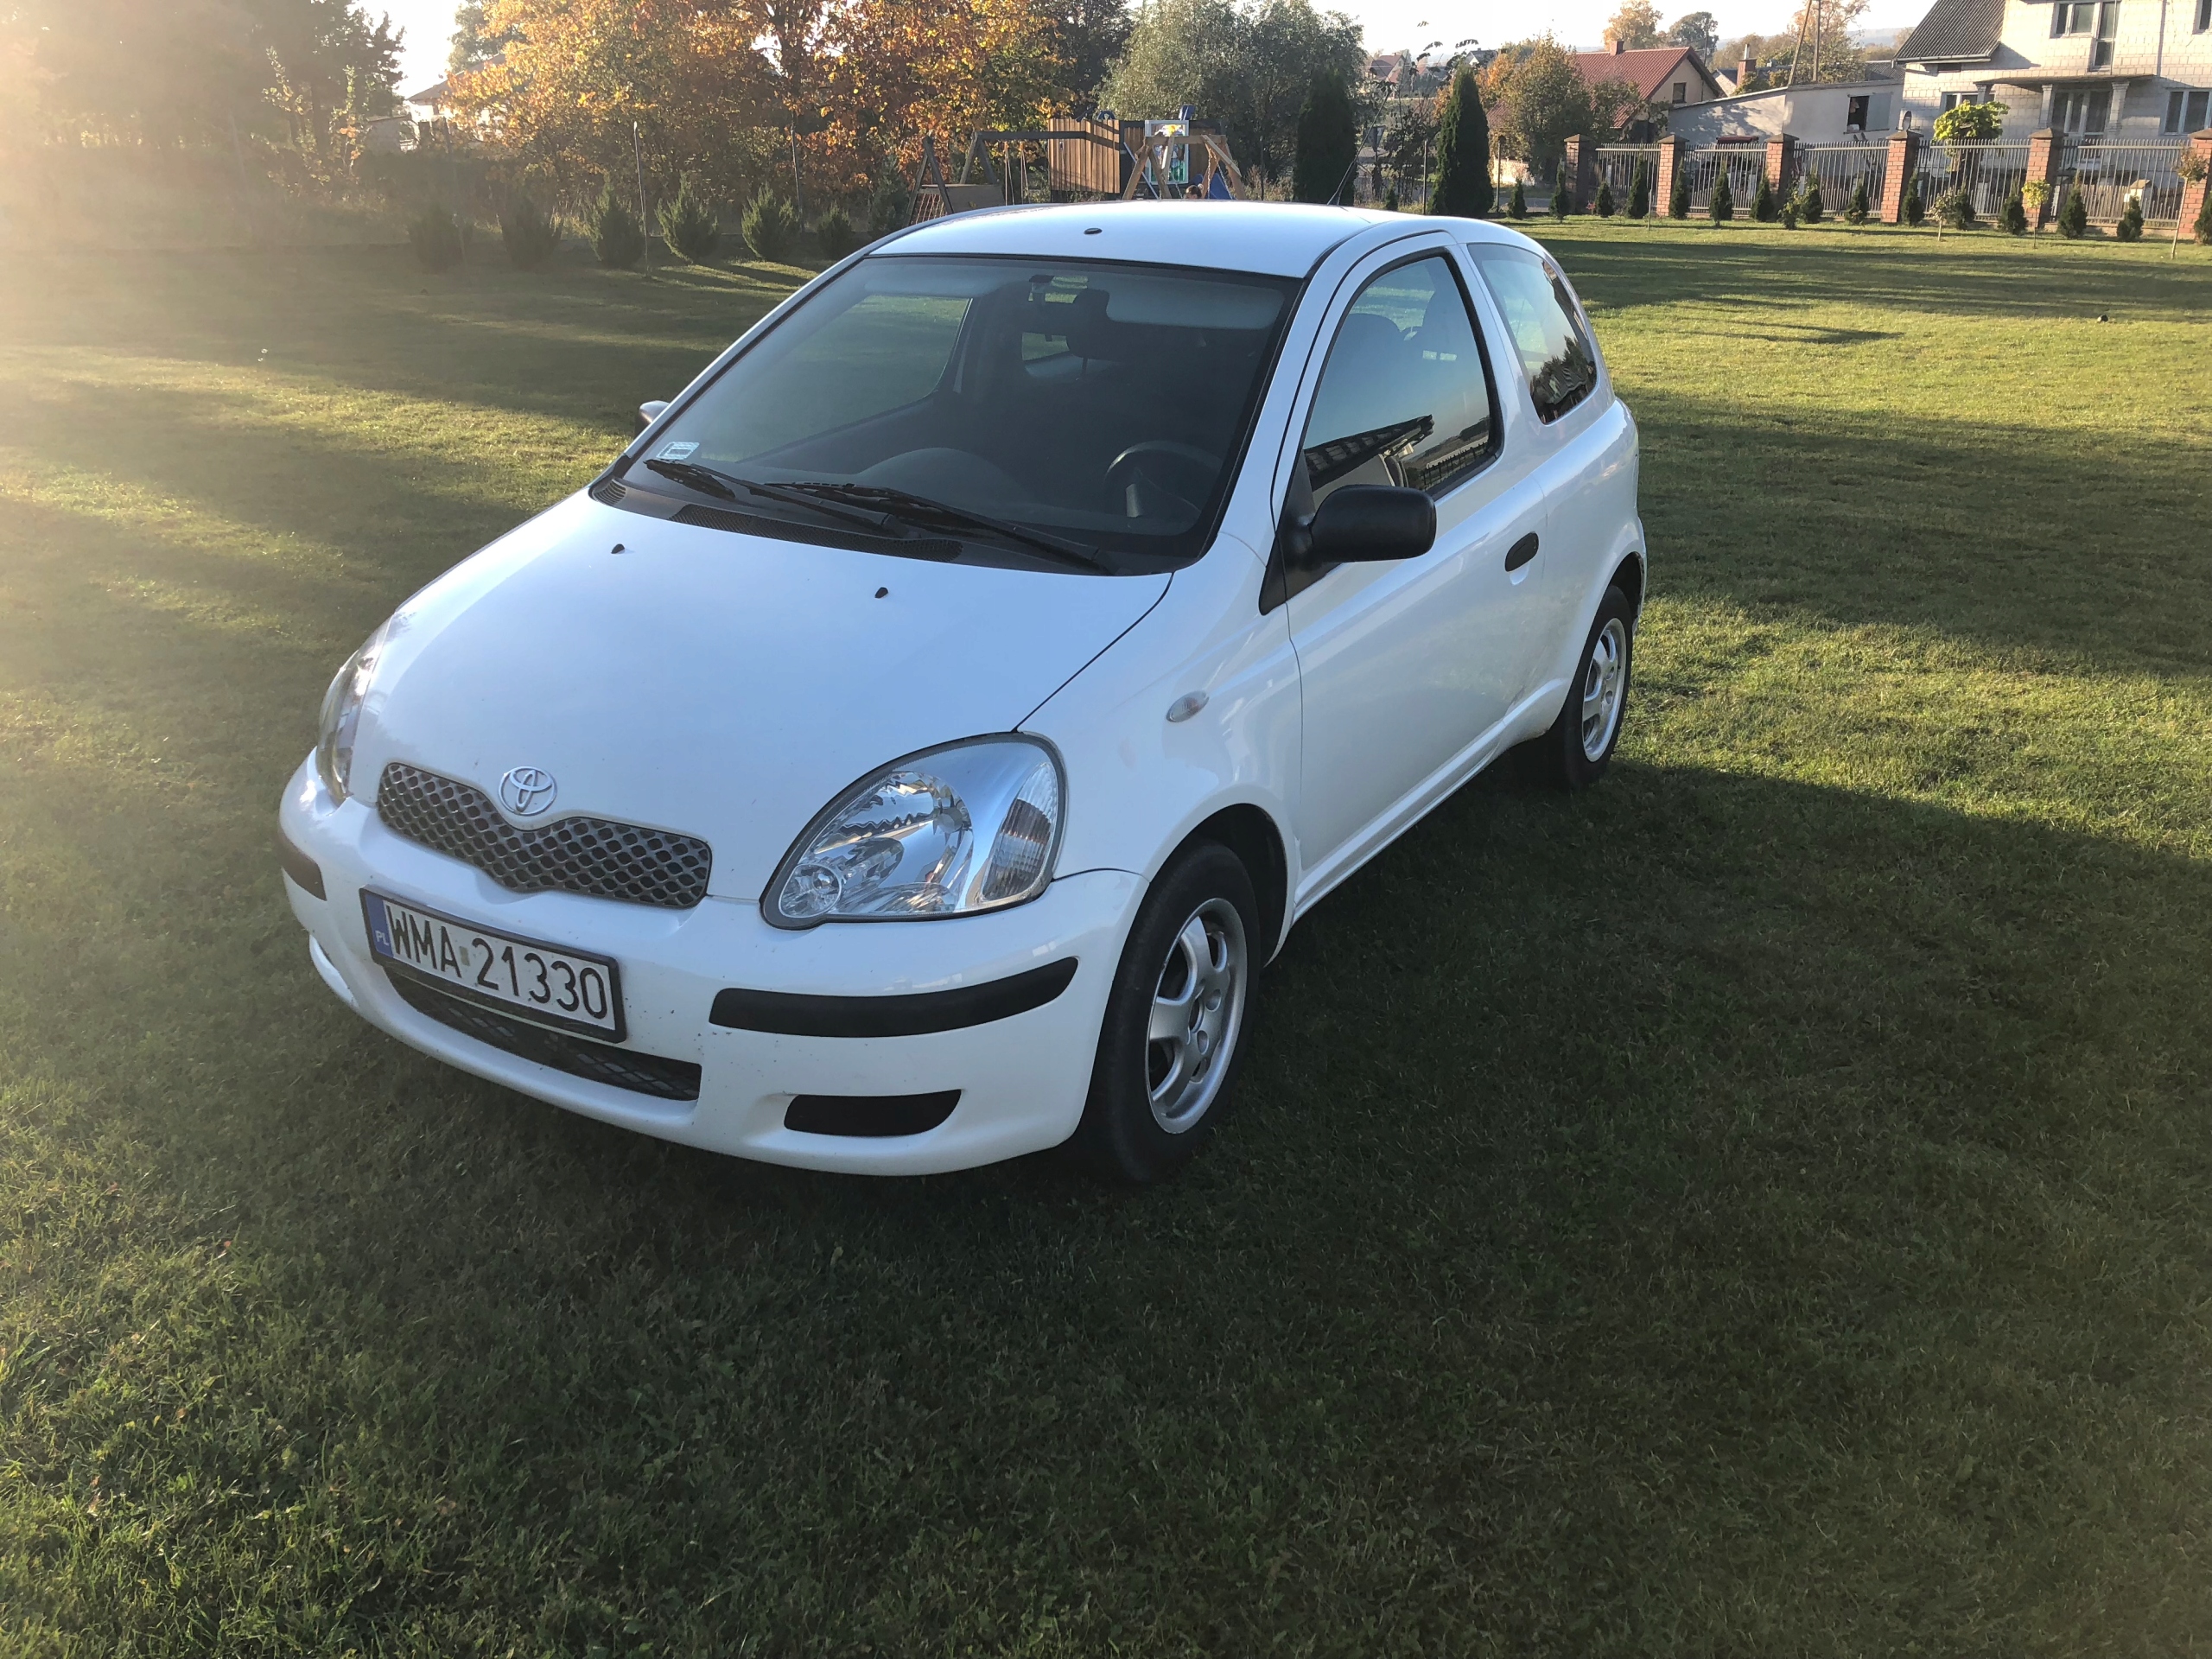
[1,221,2207,1656]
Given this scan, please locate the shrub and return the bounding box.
[1627,160,1649,218]
[1709,172,1733,222]
[2057,181,2088,238]
[1593,180,1615,217]
[1382,184,1399,211]
[1845,178,1870,225]
[1797,177,1824,224]
[1548,181,1573,219]
[2000,189,2028,234]
[869,173,912,237]
[2197,178,2212,245]
[1934,187,1975,230]
[813,203,860,259]
[499,195,563,270]
[2115,196,2144,241]
[1508,179,1528,219]
[1902,172,1925,226]
[1751,172,1776,221]
[1780,199,1800,229]
[2021,178,2051,226]
[407,202,463,271]
[588,180,644,269]
[741,188,800,261]
[1669,167,1690,219]
[658,174,721,262]
[1933,101,2005,145]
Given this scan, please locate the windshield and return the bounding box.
[627,255,1300,569]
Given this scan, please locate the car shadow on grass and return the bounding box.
[6,738,2207,1649]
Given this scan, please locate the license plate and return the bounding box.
[361,891,625,1040]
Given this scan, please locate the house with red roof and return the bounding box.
[1572,41,1727,118]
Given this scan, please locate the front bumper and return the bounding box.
[277,757,1142,1173]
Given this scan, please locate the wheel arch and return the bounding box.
[1176,804,1290,961]
[1611,549,1646,619]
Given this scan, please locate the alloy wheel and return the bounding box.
[1145,897,1249,1134]
[1580,617,1629,762]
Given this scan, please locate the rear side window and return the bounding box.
[1300,254,1499,505]
[1466,245,1599,423]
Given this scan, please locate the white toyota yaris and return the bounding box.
[277,201,1643,1181]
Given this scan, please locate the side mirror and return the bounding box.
[635,399,671,435]
[1289,485,1436,567]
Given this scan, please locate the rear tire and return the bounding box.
[1075,841,1261,1184]
[1530,583,1634,791]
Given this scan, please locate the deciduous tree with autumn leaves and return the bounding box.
[448,0,1102,213]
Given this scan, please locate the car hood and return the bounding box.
[352,493,1170,902]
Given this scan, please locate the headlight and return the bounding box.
[766,737,1065,926]
[315,618,392,802]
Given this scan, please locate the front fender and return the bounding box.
[1021,535,1304,958]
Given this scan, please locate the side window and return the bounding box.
[1465,245,1599,425]
[1299,254,1498,508]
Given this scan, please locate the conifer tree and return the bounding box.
[1549,180,1573,218]
[1845,178,1871,225]
[1751,172,1776,221]
[1627,160,1649,218]
[1509,178,1529,219]
[1901,172,1925,226]
[1669,166,1690,219]
[1294,73,1357,203]
[1594,180,1615,217]
[1709,172,1733,222]
[1429,65,1495,217]
[2057,181,2088,238]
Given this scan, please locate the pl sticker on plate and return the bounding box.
[658,441,698,461]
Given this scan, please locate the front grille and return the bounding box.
[376,762,712,910]
[388,970,702,1101]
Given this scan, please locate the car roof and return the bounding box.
[879,200,1548,278]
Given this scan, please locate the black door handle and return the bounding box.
[1504,532,1540,572]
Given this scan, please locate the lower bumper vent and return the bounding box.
[784,1090,959,1137]
[388,970,702,1101]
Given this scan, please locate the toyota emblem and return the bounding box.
[498,766,558,817]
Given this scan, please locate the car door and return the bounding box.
[1462,241,1625,668]
[1276,245,1554,892]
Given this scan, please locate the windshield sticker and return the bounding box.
[657,441,698,461]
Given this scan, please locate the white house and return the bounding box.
[1667,76,1904,144]
[1894,0,2212,139]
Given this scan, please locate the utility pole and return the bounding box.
[634,122,651,275]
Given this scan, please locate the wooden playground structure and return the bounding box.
[909,113,1246,222]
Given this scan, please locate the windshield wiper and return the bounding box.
[780,482,1111,573]
[641,459,898,535]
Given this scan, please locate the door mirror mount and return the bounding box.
[635,399,671,435]
[1287,485,1437,569]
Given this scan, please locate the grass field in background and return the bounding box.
[0,221,2207,1655]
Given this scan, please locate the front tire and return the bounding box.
[1075,841,1261,1183]
[1530,583,1635,791]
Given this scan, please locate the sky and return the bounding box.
[379,0,1929,100]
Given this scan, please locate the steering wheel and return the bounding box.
[1104,441,1221,520]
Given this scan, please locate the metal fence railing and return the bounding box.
[1681,146,1768,214]
[1798,142,1887,211]
[2062,141,2187,222]
[1592,145,1659,203]
[1910,141,2031,220]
